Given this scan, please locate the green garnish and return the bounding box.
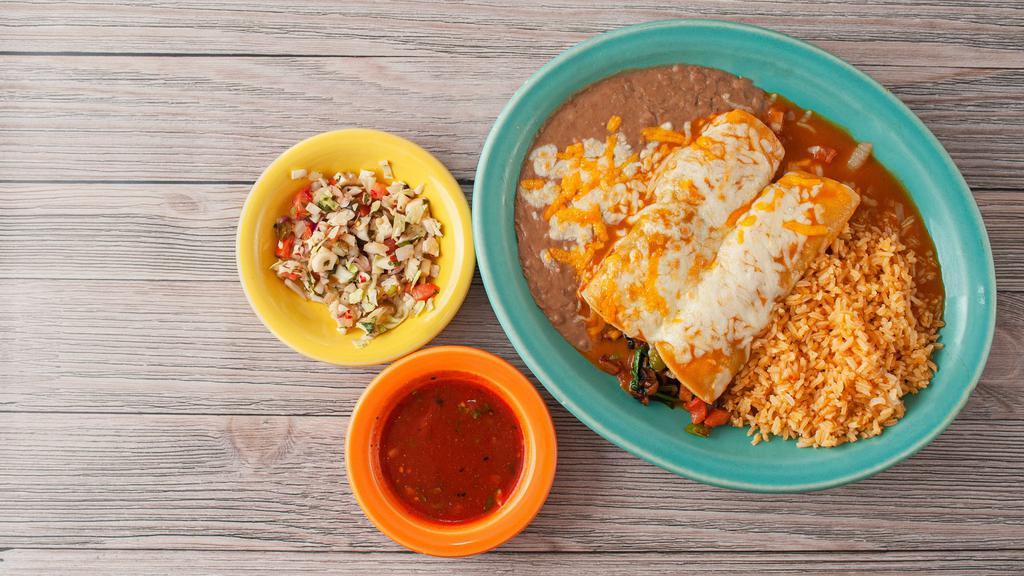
[652,392,679,407]
[317,198,339,212]
[313,188,340,212]
[685,423,711,438]
[629,343,649,394]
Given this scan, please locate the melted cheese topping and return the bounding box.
[579,203,716,338]
[651,110,785,228]
[579,110,784,339]
[654,172,861,402]
[519,118,687,276]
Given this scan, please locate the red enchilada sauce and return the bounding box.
[377,373,524,523]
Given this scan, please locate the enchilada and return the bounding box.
[580,110,784,340]
[655,172,862,403]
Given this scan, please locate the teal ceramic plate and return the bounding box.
[473,20,995,492]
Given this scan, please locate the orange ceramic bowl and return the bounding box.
[346,346,556,557]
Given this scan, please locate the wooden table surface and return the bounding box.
[2,1,1023,574]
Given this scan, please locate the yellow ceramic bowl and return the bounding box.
[237,129,474,365]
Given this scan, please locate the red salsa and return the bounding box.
[376,372,525,523]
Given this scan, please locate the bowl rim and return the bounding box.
[236,128,475,366]
[473,19,997,492]
[345,346,557,556]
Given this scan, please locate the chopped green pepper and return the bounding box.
[685,422,711,438]
[629,343,649,394]
[652,391,679,407]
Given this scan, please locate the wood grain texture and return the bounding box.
[2,0,1023,68]
[2,1,1023,572]
[0,181,1020,416]
[2,413,1022,552]
[1,184,1021,286]
[2,57,1022,187]
[3,550,1024,576]
[1,275,1022,420]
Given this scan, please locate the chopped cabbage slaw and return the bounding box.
[271,162,442,348]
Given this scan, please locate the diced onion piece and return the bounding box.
[363,242,388,255]
[394,244,415,262]
[391,214,407,239]
[359,169,376,190]
[348,288,364,304]
[421,218,442,237]
[847,142,873,172]
[405,198,426,224]
[404,258,421,283]
[421,236,440,257]
[333,266,356,284]
[284,279,307,298]
[309,248,339,273]
[379,160,394,179]
[290,168,307,180]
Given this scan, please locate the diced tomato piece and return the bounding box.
[383,238,397,253]
[411,283,439,301]
[370,182,389,200]
[293,185,312,217]
[358,203,371,216]
[685,396,707,424]
[275,236,294,259]
[688,403,707,425]
[704,408,730,428]
[301,221,313,240]
[281,271,300,281]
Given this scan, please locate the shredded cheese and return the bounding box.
[783,221,829,236]
[641,126,691,145]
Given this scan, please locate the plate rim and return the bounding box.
[473,19,996,492]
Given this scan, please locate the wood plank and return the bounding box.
[3,549,1024,575]
[0,180,1019,416]
[0,183,1020,287]
[2,0,1023,69]
[0,276,1021,421]
[1,57,1022,188]
[1,413,1021,552]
